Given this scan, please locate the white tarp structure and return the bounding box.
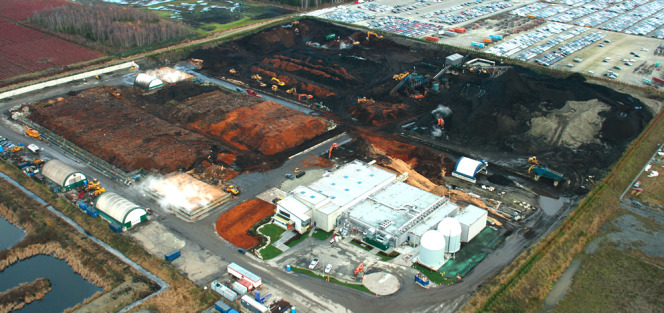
[452,157,488,183]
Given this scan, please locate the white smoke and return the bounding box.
[138,174,220,212]
[431,127,443,137]
[339,42,353,50]
[432,105,452,118]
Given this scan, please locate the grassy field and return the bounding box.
[553,244,664,312]
[0,160,218,312]
[260,223,286,242]
[312,229,333,240]
[290,266,373,294]
[461,108,664,312]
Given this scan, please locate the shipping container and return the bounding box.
[109,222,123,233]
[232,281,248,295]
[425,36,439,42]
[228,263,262,288]
[415,273,430,286]
[215,300,232,313]
[86,208,99,217]
[643,78,652,85]
[18,162,31,169]
[238,278,254,291]
[444,31,458,37]
[489,34,503,40]
[240,295,269,313]
[77,200,90,211]
[483,38,492,43]
[653,77,664,85]
[454,27,467,33]
[165,250,181,262]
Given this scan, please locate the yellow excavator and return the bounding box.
[226,185,240,195]
[271,77,286,86]
[251,74,262,80]
[259,82,267,87]
[367,31,383,40]
[91,188,106,197]
[294,168,302,174]
[23,126,42,140]
[87,178,101,191]
[271,85,279,91]
[286,87,297,94]
[393,72,409,80]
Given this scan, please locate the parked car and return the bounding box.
[309,258,319,270]
[324,264,333,274]
[296,171,306,178]
[285,173,295,180]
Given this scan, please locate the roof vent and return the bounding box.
[331,183,336,186]
[300,191,305,194]
[344,176,349,178]
[310,196,315,199]
[332,196,336,199]
[370,174,375,177]
[358,181,362,184]
[345,188,349,191]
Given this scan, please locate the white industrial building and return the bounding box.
[94,192,147,230]
[41,159,87,191]
[275,160,488,257]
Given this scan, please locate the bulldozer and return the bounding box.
[23,126,42,140]
[226,185,240,195]
[251,74,263,81]
[271,85,279,91]
[271,77,286,86]
[298,94,313,101]
[367,31,383,40]
[286,87,297,94]
[393,72,409,80]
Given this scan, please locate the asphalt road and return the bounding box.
[0,65,578,313]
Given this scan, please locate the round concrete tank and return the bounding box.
[419,230,446,268]
[438,217,462,253]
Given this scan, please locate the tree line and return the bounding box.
[30,3,192,48]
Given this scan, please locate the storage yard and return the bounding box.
[0,2,663,312]
[308,0,664,86]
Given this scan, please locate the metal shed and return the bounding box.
[94,192,147,229]
[134,73,164,90]
[41,159,87,191]
[446,53,464,66]
[452,157,488,183]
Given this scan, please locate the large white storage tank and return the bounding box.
[438,217,462,253]
[418,230,446,268]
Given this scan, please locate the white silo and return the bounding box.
[418,230,446,268]
[438,217,462,253]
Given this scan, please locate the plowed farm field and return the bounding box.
[0,0,67,20]
[215,199,276,249]
[0,21,103,81]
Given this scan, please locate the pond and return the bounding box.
[0,255,103,313]
[0,216,24,250]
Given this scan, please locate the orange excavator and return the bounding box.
[298,94,313,101]
[328,143,339,158]
[354,263,364,276]
[23,126,42,140]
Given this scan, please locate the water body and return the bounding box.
[539,196,566,216]
[0,217,25,250]
[0,255,102,313]
[543,259,581,311]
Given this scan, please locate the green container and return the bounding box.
[655,62,661,67]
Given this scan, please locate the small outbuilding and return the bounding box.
[446,53,464,66]
[134,73,164,90]
[455,205,488,243]
[41,159,87,191]
[452,157,488,183]
[94,192,147,229]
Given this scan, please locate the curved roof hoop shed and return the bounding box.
[94,192,147,228]
[134,73,164,90]
[452,157,488,183]
[41,160,87,190]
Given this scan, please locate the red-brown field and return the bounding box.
[0,20,103,81]
[0,0,66,20]
[215,199,276,249]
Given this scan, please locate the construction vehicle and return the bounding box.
[354,263,364,276]
[294,168,302,174]
[272,85,278,91]
[271,77,286,86]
[328,143,339,158]
[286,87,297,94]
[437,118,444,128]
[357,97,374,104]
[91,187,106,197]
[189,59,203,68]
[23,126,42,140]
[367,32,383,40]
[111,90,121,99]
[226,185,240,195]
[32,159,45,167]
[251,74,262,81]
[527,156,565,186]
[326,33,336,40]
[298,94,313,101]
[258,82,267,87]
[95,75,101,80]
[87,178,101,191]
[393,72,409,80]
[129,65,139,70]
[10,144,24,153]
[229,69,237,74]
[245,89,262,97]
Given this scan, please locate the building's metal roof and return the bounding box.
[94,192,145,224]
[453,157,486,179]
[41,159,85,187]
[455,205,488,226]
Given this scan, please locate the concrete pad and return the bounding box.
[363,272,400,296]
